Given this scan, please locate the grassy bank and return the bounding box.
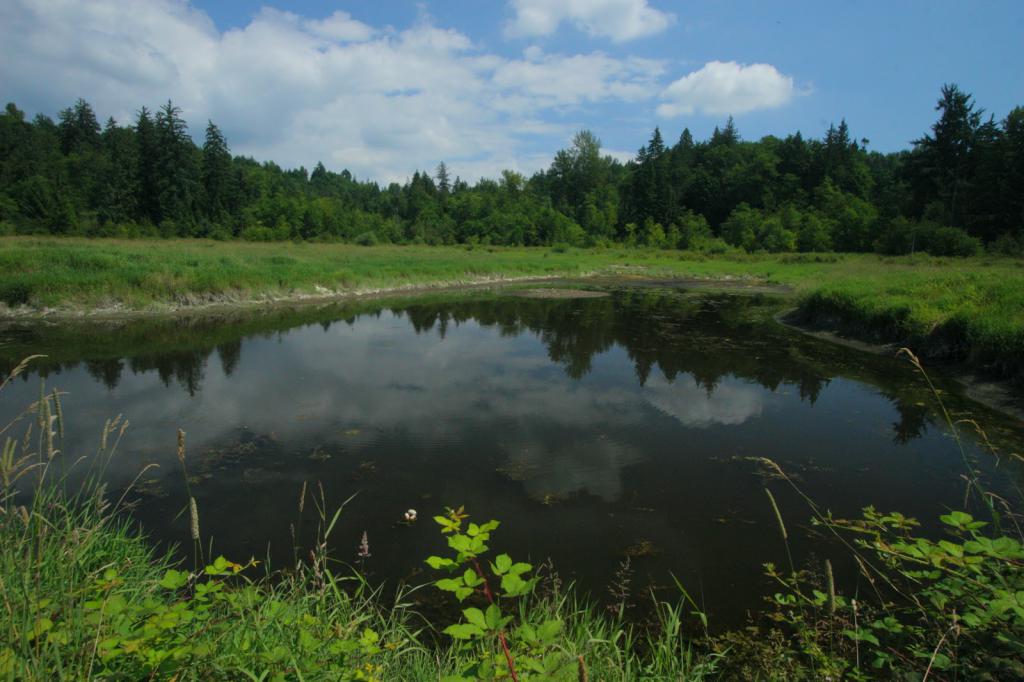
[2,237,1024,381]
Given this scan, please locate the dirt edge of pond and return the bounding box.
[508,288,610,299]
[0,274,788,322]
[776,308,1024,423]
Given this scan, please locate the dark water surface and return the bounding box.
[3,284,1022,625]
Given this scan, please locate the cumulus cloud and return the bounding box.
[0,0,667,183]
[505,0,674,42]
[657,60,795,117]
[643,376,766,428]
[492,48,664,110]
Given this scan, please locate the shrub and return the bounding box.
[0,281,30,306]
[674,211,713,250]
[990,232,1024,257]
[239,225,278,242]
[927,225,982,257]
[875,219,981,257]
[354,231,380,246]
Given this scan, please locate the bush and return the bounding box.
[239,225,277,242]
[208,224,233,241]
[689,236,735,255]
[722,204,796,253]
[927,225,982,257]
[795,213,834,252]
[354,231,380,246]
[673,211,713,250]
[0,281,30,306]
[990,232,1024,257]
[875,219,982,257]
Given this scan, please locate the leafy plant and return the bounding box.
[426,506,577,681]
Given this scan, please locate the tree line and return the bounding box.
[1,85,1021,256]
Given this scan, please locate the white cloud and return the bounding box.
[492,49,664,110]
[0,0,667,183]
[657,60,795,117]
[643,376,765,428]
[506,0,674,42]
[303,11,376,43]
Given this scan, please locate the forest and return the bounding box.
[1,84,1022,257]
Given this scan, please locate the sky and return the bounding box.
[1,0,1022,184]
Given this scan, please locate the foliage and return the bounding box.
[426,507,575,681]
[875,217,982,256]
[754,501,1024,681]
[2,85,1022,251]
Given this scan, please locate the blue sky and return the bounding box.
[2,0,1021,183]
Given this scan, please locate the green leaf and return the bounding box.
[159,569,189,590]
[463,607,487,630]
[426,556,457,570]
[28,618,52,642]
[939,511,973,529]
[843,629,880,646]
[298,628,318,651]
[493,554,512,575]
[443,623,485,640]
[501,573,532,597]
[485,604,505,630]
[448,535,472,552]
[436,577,464,593]
[521,656,546,674]
[463,567,481,587]
[507,562,532,576]
[537,619,562,643]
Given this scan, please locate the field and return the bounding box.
[2,237,1023,382]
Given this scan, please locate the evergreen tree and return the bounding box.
[201,120,234,224]
[134,107,159,224]
[98,117,138,224]
[435,161,451,196]
[57,98,101,155]
[153,100,198,230]
[908,84,983,225]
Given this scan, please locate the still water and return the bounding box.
[2,284,1021,624]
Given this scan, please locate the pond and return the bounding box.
[2,283,1022,626]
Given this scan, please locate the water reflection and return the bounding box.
[2,286,1020,624]
[644,375,766,428]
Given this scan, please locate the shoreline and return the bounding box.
[0,273,578,322]
[2,270,1020,421]
[0,272,782,323]
[775,308,1024,422]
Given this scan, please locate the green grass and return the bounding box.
[2,237,1024,381]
